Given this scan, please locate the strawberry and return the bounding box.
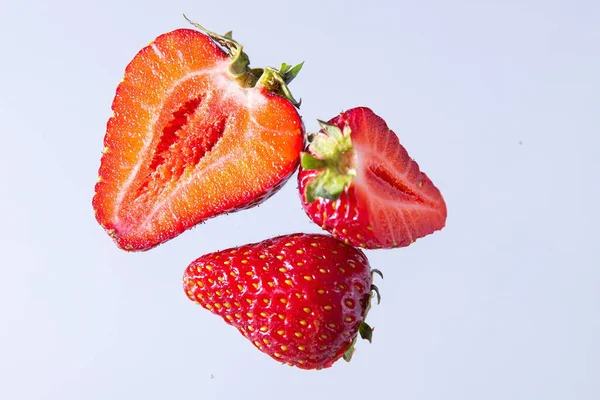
[93,17,305,251]
[183,233,381,370]
[298,107,447,249]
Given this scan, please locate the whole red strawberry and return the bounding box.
[183,233,381,370]
[298,107,447,249]
[93,17,304,251]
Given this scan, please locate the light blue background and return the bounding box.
[1,0,598,399]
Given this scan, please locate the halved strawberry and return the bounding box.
[298,107,447,249]
[93,18,305,251]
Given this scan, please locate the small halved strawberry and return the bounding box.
[93,18,304,251]
[298,107,447,249]
[183,233,381,370]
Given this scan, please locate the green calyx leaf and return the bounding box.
[256,64,303,107]
[358,322,374,343]
[183,15,303,107]
[303,120,356,203]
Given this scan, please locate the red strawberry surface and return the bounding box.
[93,19,304,251]
[183,233,381,370]
[298,107,447,249]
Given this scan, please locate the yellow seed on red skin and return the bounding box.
[303,276,312,281]
[339,267,346,273]
[344,317,352,322]
[342,229,348,234]
[328,323,335,328]
[252,283,259,289]
[311,243,318,247]
[248,326,255,332]
[224,303,231,309]
[285,242,292,247]
[345,300,354,307]
[234,302,241,307]
[262,266,268,271]
[230,271,237,277]
[280,298,287,304]
[357,234,363,240]
[224,261,230,265]
[208,278,214,284]
[263,339,270,345]
[246,299,252,304]
[241,260,248,264]
[263,299,269,304]
[206,304,213,310]
[279,267,287,273]
[298,345,305,351]
[187,290,193,296]
[230,249,237,254]
[246,312,254,318]
[280,345,288,351]
[226,315,234,321]
[254,341,261,347]
[300,320,307,326]
[259,254,266,259]
[277,330,284,336]
[296,249,304,254]
[214,303,222,309]
[274,353,282,358]
[246,271,253,276]
[319,268,327,274]
[285,279,293,286]
[349,262,356,268]
[278,314,285,320]
[338,284,345,289]
[317,289,325,294]
[294,332,303,338]
[276,255,284,260]
[320,334,327,339]
[303,307,311,313]
[237,284,244,291]
[218,276,224,282]
[324,305,333,310]
[260,312,267,317]
[206,265,213,271]
[267,282,275,287]
[235,313,241,319]
[215,291,222,296]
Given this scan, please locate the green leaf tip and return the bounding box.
[359,322,373,343]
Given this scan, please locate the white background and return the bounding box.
[1,0,599,399]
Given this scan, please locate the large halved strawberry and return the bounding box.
[93,18,305,251]
[298,107,447,249]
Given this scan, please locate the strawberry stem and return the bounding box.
[183,15,303,107]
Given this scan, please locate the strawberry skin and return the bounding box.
[298,107,447,249]
[93,22,305,251]
[183,233,378,370]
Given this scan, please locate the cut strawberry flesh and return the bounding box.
[94,29,304,250]
[299,107,446,249]
[346,107,446,246]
